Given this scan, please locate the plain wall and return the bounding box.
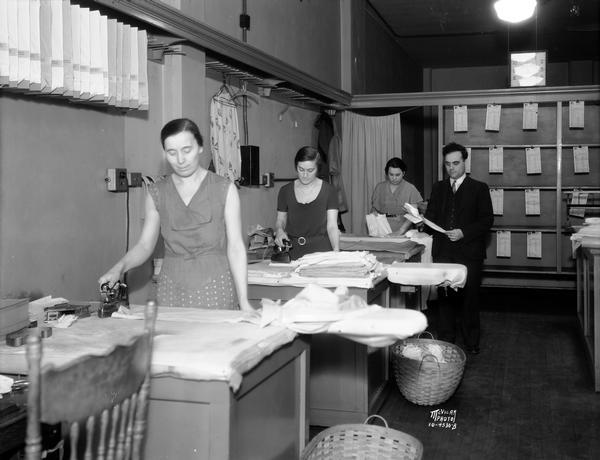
[0,94,126,300]
[427,61,599,92]
[363,6,422,93]
[203,0,341,88]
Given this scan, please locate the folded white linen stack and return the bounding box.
[570,217,600,254]
[386,262,467,289]
[260,283,428,347]
[294,251,380,278]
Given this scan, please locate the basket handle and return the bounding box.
[417,353,442,380]
[363,414,388,428]
[416,331,435,340]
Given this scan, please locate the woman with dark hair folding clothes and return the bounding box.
[371,157,423,234]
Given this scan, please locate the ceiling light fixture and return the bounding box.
[494,0,537,24]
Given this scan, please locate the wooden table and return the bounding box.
[248,274,391,427]
[0,312,309,460]
[146,337,308,460]
[576,237,600,392]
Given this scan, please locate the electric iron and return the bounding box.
[271,239,292,263]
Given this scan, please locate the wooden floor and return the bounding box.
[312,288,600,460]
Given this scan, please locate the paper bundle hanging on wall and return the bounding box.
[120,24,131,107]
[137,29,148,110]
[16,0,30,89]
[61,0,73,96]
[29,0,41,91]
[7,0,19,87]
[128,26,139,108]
[0,0,8,86]
[89,9,104,101]
[115,21,123,106]
[106,18,117,105]
[0,0,148,110]
[71,3,80,97]
[79,7,91,100]
[50,0,65,94]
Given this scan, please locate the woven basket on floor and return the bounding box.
[301,415,423,460]
[391,333,466,406]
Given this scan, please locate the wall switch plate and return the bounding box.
[106,168,128,192]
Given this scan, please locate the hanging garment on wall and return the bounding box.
[210,86,242,182]
[314,112,332,179]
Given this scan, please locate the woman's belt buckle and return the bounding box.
[297,236,307,246]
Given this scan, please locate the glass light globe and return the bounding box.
[494,0,537,23]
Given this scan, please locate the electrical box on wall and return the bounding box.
[106,168,129,192]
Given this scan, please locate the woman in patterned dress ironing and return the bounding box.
[99,118,252,310]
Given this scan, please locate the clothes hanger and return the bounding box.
[212,75,238,107]
[231,81,260,106]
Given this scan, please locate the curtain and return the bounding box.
[341,111,402,235]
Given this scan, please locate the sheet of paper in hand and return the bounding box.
[403,203,446,233]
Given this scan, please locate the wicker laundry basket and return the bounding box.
[301,415,423,460]
[391,332,466,406]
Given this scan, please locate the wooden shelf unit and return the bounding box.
[352,86,600,288]
[440,99,600,288]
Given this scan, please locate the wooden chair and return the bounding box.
[25,302,158,460]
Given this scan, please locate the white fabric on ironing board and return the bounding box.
[260,284,428,347]
[386,262,467,289]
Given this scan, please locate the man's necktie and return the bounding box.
[452,180,457,194]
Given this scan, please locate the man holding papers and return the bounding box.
[424,142,494,355]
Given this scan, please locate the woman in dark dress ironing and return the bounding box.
[275,146,340,260]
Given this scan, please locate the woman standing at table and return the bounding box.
[275,146,340,260]
[99,118,253,311]
[371,157,423,234]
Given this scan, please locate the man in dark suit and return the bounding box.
[424,142,494,354]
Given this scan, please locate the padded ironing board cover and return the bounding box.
[386,262,467,289]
